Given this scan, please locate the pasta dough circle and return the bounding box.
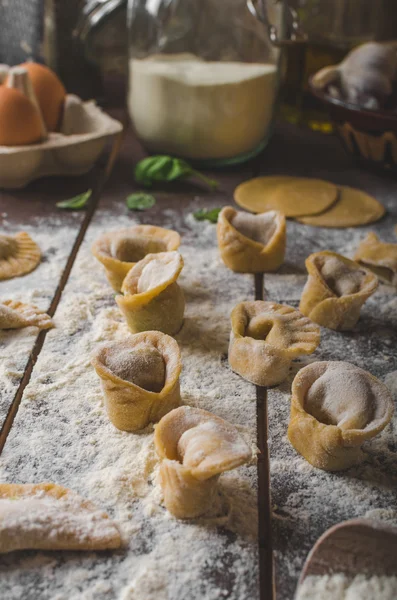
[234,177,337,217]
[297,187,385,227]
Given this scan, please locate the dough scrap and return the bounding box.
[229,300,320,387]
[0,300,53,330]
[154,406,252,519]
[92,331,182,432]
[354,232,397,285]
[117,251,185,336]
[234,176,337,217]
[217,207,286,273]
[299,251,378,331]
[0,232,41,281]
[297,186,385,227]
[0,482,121,553]
[92,225,181,292]
[288,361,394,471]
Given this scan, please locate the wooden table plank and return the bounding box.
[0,170,104,431]
[0,126,266,598]
[254,124,397,600]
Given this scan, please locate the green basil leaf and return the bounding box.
[126,192,156,211]
[134,156,218,190]
[56,189,92,210]
[193,208,221,223]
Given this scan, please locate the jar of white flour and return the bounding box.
[127,0,304,166]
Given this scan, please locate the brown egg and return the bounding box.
[0,86,43,146]
[18,62,66,131]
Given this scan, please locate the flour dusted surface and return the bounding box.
[0,215,84,423]
[265,220,397,600]
[0,207,259,599]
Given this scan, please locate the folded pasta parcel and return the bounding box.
[0,232,41,280]
[116,251,185,336]
[299,251,378,331]
[217,207,286,273]
[354,232,397,286]
[288,361,394,471]
[154,406,252,519]
[92,331,182,432]
[229,301,320,387]
[92,225,180,292]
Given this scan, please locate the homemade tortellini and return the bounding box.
[299,251,378,331]
[0,300,53,330]
[116,251,185,336]
[0,232,41,280]
[229,301,320,387]
[92,225,181,291]
[154,406,252,519]
[288,361,394,471]
[91,331,182,431]
[354,232,397,286]
[217,207,286,273]
[0,483,121,553]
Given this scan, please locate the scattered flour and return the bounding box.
[0,218,84,423]
[0,208,259,599]
[296,574,397,600]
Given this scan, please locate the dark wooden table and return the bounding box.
[1,120,396,600]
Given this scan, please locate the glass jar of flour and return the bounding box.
[127,0,304,167]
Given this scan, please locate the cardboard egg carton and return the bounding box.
[0,94,123,189]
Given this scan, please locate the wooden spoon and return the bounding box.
[297,518,397,595]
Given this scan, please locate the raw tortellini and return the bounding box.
[116,251,185,336]
[0,232,41,280]
[92,225,181,292]
[354,232,397,286]
[0,483,121,553]
[154,406,252,519]
[229,301,320,387]
[288,361,394,471]
[299,251,378,331]
[92,331,182,432]
[217,207,286,273]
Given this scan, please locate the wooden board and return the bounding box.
[0,121,397,600]
[256,122,397,600]
[0,170,103,430]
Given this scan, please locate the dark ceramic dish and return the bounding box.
[309,78,397,171]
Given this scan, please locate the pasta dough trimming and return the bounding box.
[0,300,53,330]
[0,483,121,553]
